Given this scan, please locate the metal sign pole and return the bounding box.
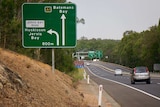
[52,49,55,72]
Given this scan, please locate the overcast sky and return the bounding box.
[68,0,160,40]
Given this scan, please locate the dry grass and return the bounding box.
[0,48,87,107]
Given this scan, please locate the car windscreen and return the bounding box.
[135,67,147,73]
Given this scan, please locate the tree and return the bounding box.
[117,23,160,71]
[75,37,119,62]
[0,0,15,48]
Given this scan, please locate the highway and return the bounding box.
[85,61,160,107]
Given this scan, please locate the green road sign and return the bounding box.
[88,50,103,59]
[88,51,95,59]
[95,50,103,59]
[22,3,76,48]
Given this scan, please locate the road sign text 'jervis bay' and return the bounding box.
[22,3,76,48]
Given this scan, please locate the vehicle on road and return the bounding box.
[130,66,151,84]
[114,69,122,76]
[86,62,90,66]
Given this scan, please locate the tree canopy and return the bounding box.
[116,21,160,70]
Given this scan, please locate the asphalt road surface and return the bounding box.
[85,61,160,107]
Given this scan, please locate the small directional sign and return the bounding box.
[74,60,84,68]
[22,3,76,48]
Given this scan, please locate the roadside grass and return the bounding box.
[68,68,84,88]
[70,68,84,82]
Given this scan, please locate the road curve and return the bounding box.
[85,62,160,107]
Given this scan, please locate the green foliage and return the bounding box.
[116,24,160,70]
[55,48,76,73]
[0,0,15,48]
[75,37,120,62]
[68,68,84,83]
[43,0,66,3]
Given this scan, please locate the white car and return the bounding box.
[114,69,122,76]
[86,63,90,66]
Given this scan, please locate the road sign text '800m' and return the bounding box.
[22,3,76,48]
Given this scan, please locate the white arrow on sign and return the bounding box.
[47,29,59,46]
[61,14,66,46]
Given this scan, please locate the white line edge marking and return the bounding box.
[85,65,160,101]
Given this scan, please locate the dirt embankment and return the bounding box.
[0,48,87,107]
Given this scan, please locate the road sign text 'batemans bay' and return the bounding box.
[22,3,76,48]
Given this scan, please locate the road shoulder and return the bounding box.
[77,79,121,107]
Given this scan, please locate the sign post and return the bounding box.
[22,3,76,72]
[52,49,55,72]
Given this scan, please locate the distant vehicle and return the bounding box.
[86,63,90,66]
[130,66,151,84]
[92,59,99,62]
[114,69,122,76]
